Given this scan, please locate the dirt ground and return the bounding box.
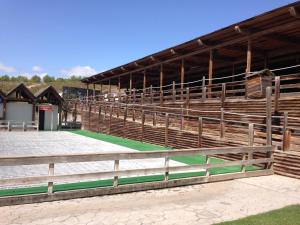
[1,175,300,225]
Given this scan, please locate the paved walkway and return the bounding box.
[2,175,300,225]
[0,131,184,187]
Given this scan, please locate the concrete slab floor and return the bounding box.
[1,175,300,225]
[0,131,185,188]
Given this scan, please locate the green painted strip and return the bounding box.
[0,130,257,197]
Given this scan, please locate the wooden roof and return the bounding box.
[35,86,64,105]
[82,1,300,86]
[6,83,35,101]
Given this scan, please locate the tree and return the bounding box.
[31,75,41,83]
[0,75,10,81]
[43,75,55,83]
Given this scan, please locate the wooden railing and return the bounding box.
[0,145,273,205]
[0,120,39,131]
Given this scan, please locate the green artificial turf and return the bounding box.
[214,205,300,225]
[0,130,257,197]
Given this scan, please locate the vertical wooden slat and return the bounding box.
[181,59,185,100]
[141,110,145,142]
[132,106,136,122]
[129,73,132,103]
[93,84,96,100]
[153,110,157,126]
[123,106,127,138]
[283,112,290,151]
[180,106,184,131]
[202,87,207,101]
[198,117,203,148]
[113,160,119,187]
[164,156,169,181]
[160,90,163,106]
[109,105,112,134]
[266,87,272,146]
[208,49,214,98]
[186,87,190,109]
[48,163,54,194]
[150,85,153,104]
[160,64,163,93]
[274,76,280,112]
[221,83,226,108]
[143,70,146,90]
[245,39,252,99]
[220,108,225,139]
[172,81,176,102]
[165,113,169,147]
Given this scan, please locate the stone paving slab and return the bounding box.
[0,131,185,187]
[1,175,300,225]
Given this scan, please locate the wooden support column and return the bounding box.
[248,123,254,159]
[129,73,132,103]
[186,87,190,109]
[283,112,290,151]
[266,87,272,146]
[172,81,176,102]
[160,64,163,92]
[202,76,206,101]
[93,83,96,100]
[141,110,145,142]
[245,39,252,98]
[198,117,203,147]
[274,76,280,112]
[208,49,214,98]
[118,76,121,93]
[150,85,153,104]
[220,108,225,139]
[221,83,226,108]
[165,113,169,147]
[48,163,54,194]
[86,84,89,104]
[180,59,185,100]
[143,70,147,90]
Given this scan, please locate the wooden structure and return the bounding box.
[0,146,273,206]
[246,69,273,98]
[35,86,64,130]
[81,2,300,101]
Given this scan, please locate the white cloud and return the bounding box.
[32,65,43,73]
[60,65,97,77]
[0,62,16,73]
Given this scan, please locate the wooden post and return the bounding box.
[164,156,169,181]
[186,87,190,109]
[220,108,225,139]
[150,85,153,104]
[93,84,96,100]
[165,113,169,147]
[221,83,226,108]
[208,49,214,98]
[202,87,207,101]
[153,109,157,126]
[266,87,272,146]
[129,73,132,103]
[132,106,136,122]
[141,110,145,142]
[248,123,254,159]
[181,59,185,100]
[245,39,252,98]
[98,105,102,132]
[133,89,136,104]
[143,70,147,90]
[180,106,184,131]
[202,76,206,100]
[109,105,112,134]
[160,90,163,106]
[113,160,119,187]
[123,106,127,138]
[88,104,92,130]
[141,93,144,105]
[283,112,290,151]
[274,76,280,112]
[160,64,163,93]
[48,163,54,194]
[86,84,89,104]
[198,117,203,147]
[172,81,176,102]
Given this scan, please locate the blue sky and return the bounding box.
[0,0,296,78]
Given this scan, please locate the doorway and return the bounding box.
[39,110,45,130]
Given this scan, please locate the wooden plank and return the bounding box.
[0,169,273,206]
[274,76,280,112]
[266,87,272,146]
[0,158,272,187]
[198,117,203,147]
[0,146,273,166]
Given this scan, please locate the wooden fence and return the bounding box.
[0,146,273,206]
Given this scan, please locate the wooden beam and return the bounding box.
[143,70,147,90]
[181,59,185,100]
[160,64,164,92]
[246,39,252,73]
[208,49,214,98]
[93,20,300,82]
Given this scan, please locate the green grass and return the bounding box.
[214,205,300,225]
[0,130,257,197]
